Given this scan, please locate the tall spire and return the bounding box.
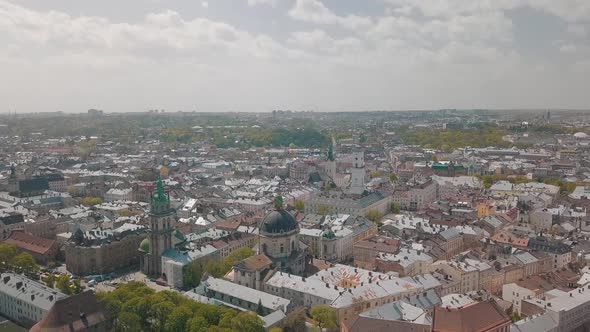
[155,177,166,201]
[150,177,170,214]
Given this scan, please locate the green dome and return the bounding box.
[139,238,150,252]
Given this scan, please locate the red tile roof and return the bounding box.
[433,301,510,332]
[4,231,55,255]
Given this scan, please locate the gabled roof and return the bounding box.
[433,301,510,332]
[30,291,107,332]
[4,231,56,255]
[233,254,273,272]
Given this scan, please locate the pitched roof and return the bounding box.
[234,254,273,272]
[30,291,107,332]
[433,301,510,332]
[4,231,56,255]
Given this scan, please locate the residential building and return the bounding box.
[353,236,400,270]
[432,300,511,332]
[3,231,58,265]
[0,272,66,327]
[66,223,147,276]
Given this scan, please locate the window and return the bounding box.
[280,244,284,254]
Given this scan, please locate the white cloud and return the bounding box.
[289,0,372,30]
[201,2,209,9]
[247,0,278,7]
[385,0,590,22]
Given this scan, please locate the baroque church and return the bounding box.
[257,196,308,275]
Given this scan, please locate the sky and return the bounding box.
[1,0,589,113]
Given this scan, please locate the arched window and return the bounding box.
[280,243,284,254]
[291,241,295,251]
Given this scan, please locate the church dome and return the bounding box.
[260,209,298,235]
[138,238,150,252]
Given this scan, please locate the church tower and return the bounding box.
[349,151,365,195]
[139,178,175,277]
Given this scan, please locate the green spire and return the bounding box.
[153,177,168,203]
[327,145,334,161]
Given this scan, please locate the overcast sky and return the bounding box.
[1,0,589,113]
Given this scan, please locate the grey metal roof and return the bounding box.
[0,273,66,312]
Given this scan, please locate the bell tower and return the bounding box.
[349,151,365,195]
[141,178,175,277]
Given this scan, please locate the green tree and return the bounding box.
[511,312,521,322]
[150,301,175,331]
[187,316,209,332]
[72,278,83,294]
[164,305,193,332]
[310,305,338,331]
[0,243,17,268]
[370,170,382,178]
[281,306,306,332]
[114,312,142,332]
[42,273,57,288]
[365,209,382,223]
[256,299,264,315]
[11,252,39,273]
[97,282,240,332]
[230,312,265,332]
[388,172,398,183]
[183,260,203,288]
[81,196,103,206]
[293,200,305,212]
[390,202,401,214]
[317,204,331,216]
[56,274,73,294]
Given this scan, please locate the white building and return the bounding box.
[376,248,434,277]
[502,277,552,314]
[104,188,133,202]
[179,198,198,218]
[523,284,590,332]
[264,264,422,323]
[0,273,67,327]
